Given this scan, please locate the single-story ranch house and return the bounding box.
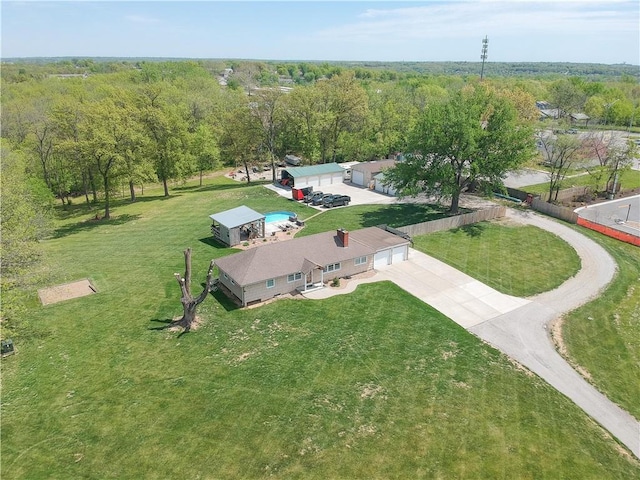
[215,227,411,306]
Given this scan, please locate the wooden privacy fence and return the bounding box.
[530,198,578,223]
[398,206,506,237]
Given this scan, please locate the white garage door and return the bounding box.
[374,180,385,193]
[305,176,320,187]
[318,174,337,186]
[331,172,344,184]
[374,250,390,268]
[392,246,407,263]
[352,170,365,186]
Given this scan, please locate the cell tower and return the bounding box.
[480,36,489,80]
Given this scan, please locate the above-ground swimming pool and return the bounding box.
[264,211,296,224]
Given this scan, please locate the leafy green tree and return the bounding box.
[314,72,369,163]
[537,134,585,202]
[385,85,535,214]
[219,94,263,182]
[548,79,586,118]
[79,89,143,218]
[250,88,287,178]
[138,84,193,196]
[191,124,220,186]
[0,147,53,336]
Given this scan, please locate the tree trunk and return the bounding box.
[163,177,169,197]
[449,190,460,215]
[199,169,204,187]
[83,171,90,204]
[171,248,216,332]
[129,180,136,202]
[88,169,98,203]
[103,174,111,219]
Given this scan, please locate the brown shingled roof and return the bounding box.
[215,227,409,286]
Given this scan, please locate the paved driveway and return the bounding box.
[265,181,398,208]
[375,250,530,328]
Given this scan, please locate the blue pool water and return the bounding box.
[264,211,296,224]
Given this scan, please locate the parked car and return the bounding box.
[567,128,578,134]
[303,191,323,203]
[323,195,351,208]
[312,194,333,206]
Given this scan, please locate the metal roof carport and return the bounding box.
[281,163,345,188]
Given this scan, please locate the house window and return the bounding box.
[287,272,302,283]
[266,278,275,288]
[355,256,367,266]
[323,262,341,273]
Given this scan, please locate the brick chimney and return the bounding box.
[337,228,349,247]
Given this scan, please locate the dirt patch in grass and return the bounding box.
[550,316,593,381]
[167,315,204,332]
[38,279,97,305]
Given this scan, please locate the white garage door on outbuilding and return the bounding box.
[374,172,397,196]
[352,170,365,187]
[282,163,345,189]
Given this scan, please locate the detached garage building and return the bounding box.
[350,159,396,189]
[373,171,397,196]
[280,163,345,189]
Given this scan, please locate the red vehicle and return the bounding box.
[292,186,313,201]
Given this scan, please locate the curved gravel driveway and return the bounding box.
[470,208,639,458]
[301,195,639,457]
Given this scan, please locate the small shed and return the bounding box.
[209,206,265,247]
[280,163,345,188]
[570,113,590,126]
[351,159,396,188]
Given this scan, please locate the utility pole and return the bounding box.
[480,36,488,81]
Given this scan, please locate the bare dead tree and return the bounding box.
[171,248,216,332]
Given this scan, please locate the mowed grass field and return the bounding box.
[561,228,640,419]
[2,176,639,478]
[412,220,582,298]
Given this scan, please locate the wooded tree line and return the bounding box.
[3,60,638,215]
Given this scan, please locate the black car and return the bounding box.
[323,195,351,208]
[312,193,333,206]
[304,191,323,203]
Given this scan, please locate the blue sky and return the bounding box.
[2,1,638,64]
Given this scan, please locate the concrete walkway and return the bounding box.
[302,208,640,458]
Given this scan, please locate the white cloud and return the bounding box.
[322,1,637,41]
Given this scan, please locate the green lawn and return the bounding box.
[2,177,638,478]
[297,203,456,237]
[411,220,582,297]
[561,228,640,419]
[525,168,640,195]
